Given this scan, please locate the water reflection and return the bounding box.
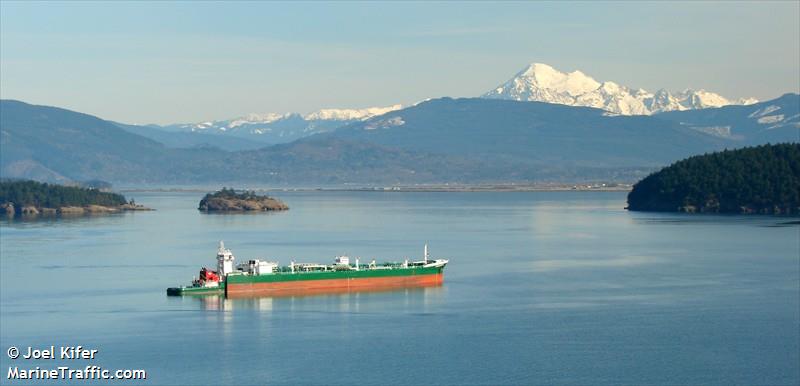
[186,284,445,313]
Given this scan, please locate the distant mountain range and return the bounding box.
[0,100,467,184]
[120,63,765,151]
[482,63,758,115]
[133,105,403,149]
[328,98,726,167]
[114,122,269,151]
[2,93,797,185]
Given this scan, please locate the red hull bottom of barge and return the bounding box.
[226,273,444,298]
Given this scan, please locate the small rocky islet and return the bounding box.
[198,187,289,212]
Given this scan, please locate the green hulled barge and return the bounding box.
[167,242,448,297]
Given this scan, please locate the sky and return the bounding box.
[1,1,798,124]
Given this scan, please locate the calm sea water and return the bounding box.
[1,191,798,385]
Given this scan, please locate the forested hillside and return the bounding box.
[0,179,128,208]
[627,143,800,214]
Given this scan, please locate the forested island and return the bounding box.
[198,188,289,212]
[627,143,800,214]
[0,179,151,216]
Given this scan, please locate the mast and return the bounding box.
[424,243,429,264]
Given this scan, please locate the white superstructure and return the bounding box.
[217,241,235,276]
[335,256,350,265]
[246,259,278,275]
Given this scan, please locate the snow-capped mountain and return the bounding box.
[482,63,758,115]
[156,104,403,145]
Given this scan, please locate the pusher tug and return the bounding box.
[166,241,448,297]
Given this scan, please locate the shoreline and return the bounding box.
[120,184,633,193]
[0,203,154,217]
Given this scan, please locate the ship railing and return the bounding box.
[266,262,420,274]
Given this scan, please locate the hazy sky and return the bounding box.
[1,1,798,124]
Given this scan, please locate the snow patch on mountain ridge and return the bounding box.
[304,105,403,121]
